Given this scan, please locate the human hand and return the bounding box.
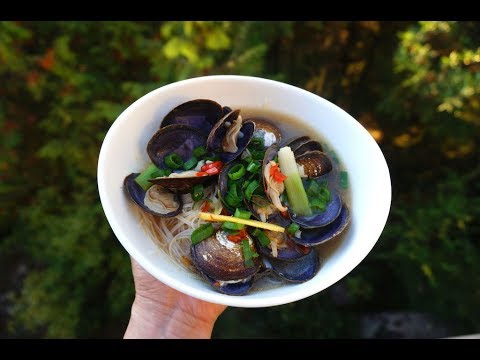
[124,257,227,339]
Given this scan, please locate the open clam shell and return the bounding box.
[160,99,223,136]
[123,173,183,217]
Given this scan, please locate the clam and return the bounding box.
[207,109,255,164]
[264,248,320,283]
[252,229,311,261]
[191,230,261,295]
[146,124,214,194]
[293,139,323,156]
[281,135,311,153]
[123,173,183,217]
[296,150,333,178]
[160,99,223,136]
[293,206,350,246]
[248,117,282,148]
[289,190,343,229]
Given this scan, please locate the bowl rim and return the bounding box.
[97,75,392,307]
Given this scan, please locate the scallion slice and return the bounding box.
[164,153,183,169]
[228,164,246,180]
[246,161,261,173]
[134,163,162,191]
[191,223,214,245]
[310,198,327,212]
[183,156,198,171]
[234,208,252,220]
[191,184,204,202]
[244,179,260,201]
[286,223,300,235]
[252,228,271,247]
[193,146,207,158]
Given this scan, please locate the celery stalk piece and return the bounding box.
[277,146,312,216]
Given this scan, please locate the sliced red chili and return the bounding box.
[196,171,209,177]
[201,161,224,172]
[201,201,211,213]
[270,163,287,182]
[205,167,220,175]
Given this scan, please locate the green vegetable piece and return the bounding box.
[164,153,184,169]
[134,163,162,191]
[286,223,300,235]
[340,171,349,189]
[228,164,246,180]
[191,223,214,245]
[191,184,204,202]
[183,156,198,170]
[234,208,252,220]
[193,146,207,158]
[252,228,271,247]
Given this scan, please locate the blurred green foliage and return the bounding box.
[0,21,479,338]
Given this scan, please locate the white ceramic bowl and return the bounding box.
[97,75,391,308]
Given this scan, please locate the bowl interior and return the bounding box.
[97,75,391,307]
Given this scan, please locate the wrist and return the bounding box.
[124,295,216,339]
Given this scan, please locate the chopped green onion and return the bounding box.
[310,198,327,212]
[222,221,245,231]
[244,179,260,201]
[242,239,258,268]
[307,180,320,197]
[193,146,207,158]
[228,164,246,180]
[151,168,171,178]
[340,171,349,189]
[164,153,183,169]
[191,223,214,245]
[134,163,162,191]
[234,208,252,220]
[318,187,331,202]
[191,184,204,202]
[252,228,271,247]
[250,149,265,161]
[183,156,198,171]
[225,182,243,208]
[278,146,312,216]
[246,161,261,173]
[286,223,300,235]
[249,137,264,150]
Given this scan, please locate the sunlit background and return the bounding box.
[0,21,479,338]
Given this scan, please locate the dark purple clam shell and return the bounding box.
[191,230,261,282]
[293,139,323,156]
[207,109,241,152]
[220,120,255,164]
[293,206,350,246]
[295,150,333,178]
[123,173,183,217]
[146,125,213,194]
[149,175,215,195]
[147,124,206,168]
[290,191,343,229]
[254,232,311,262]
[247,117,282,148]
[202,273,254,296]
[281,135,311,153]
[266,248,320,283]
[160,99,223,136]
